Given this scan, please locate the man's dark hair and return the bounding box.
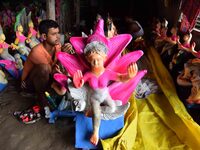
[39,19,59,35]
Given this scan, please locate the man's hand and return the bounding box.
[61,43,74,54]
[54,64,62,73]
[52,64,62,74]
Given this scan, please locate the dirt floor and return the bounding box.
[0,77,199,150]
[0,78,77,150]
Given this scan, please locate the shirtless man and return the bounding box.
[21,19,72,107]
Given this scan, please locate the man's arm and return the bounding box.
[21,49,37,81]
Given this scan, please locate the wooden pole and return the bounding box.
[46,0,56,20]
[74,0,80,27]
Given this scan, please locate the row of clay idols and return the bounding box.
[0,33,23,71]
[0,20,40,61]
[14,21,40,56]
[0,21,41,92]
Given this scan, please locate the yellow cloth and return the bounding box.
[101,46,200,150]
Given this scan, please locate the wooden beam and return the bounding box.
[74,0,80,27]
[46,0,56,20]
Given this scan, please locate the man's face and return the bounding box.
[46,27,60,46]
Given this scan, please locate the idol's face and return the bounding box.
[17,25,23,32]
[0,34,6,42]
[87,51,106,68]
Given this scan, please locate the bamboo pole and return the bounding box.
[46,0,56,20]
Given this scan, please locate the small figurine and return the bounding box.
[177,58,200,104]
[161,25,178,52]
[0,59,19,78]
[178,31,193,51]
[14,53,23,70]
[170,26,178,42]
[14,8,31,56]
[154,18,169,50]
[0,26,20,78]
[169,31,194,70]
[27,12,40,48]
[152,18,161,38]
[0,24,16,62]
[54,19,147,145]
[0,69,8,91]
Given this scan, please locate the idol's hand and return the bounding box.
[127,62,138,79]
[73,70,84,88]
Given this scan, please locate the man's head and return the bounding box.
[39,19,60,46]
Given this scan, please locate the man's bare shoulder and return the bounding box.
[31,43,44,52]
[28,43,44,58]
